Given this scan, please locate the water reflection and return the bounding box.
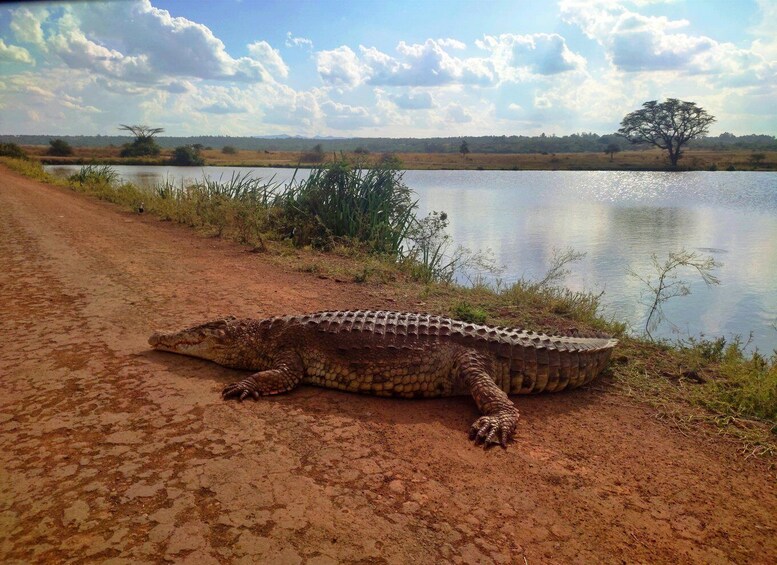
[45,165,777,351]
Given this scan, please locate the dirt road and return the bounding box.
[1,165,775,564]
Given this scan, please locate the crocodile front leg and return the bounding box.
[458,351,520,448]
[222,351,304,400]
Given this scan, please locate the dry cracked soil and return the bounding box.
[1,165,776,564]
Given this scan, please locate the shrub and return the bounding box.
[48,139,74,156]
[222,145,238,155]
[120,138,161,157]
[170,145,205,166]
[0,142,26,159]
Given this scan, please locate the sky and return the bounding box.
[0,0,775,137]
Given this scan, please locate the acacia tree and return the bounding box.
[118,124,164,157]
[617,99,715,167]
[459,139,470,158]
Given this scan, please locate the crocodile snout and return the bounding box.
[148,332,163,347]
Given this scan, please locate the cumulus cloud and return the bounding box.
[199,101,249,114]
[445,103,473,123]
[247,40,289,78]
[0,39,34,64]
[321,100,377,129]
[561,0,773,82]
[262,86,321,127]
[46,1,275,83]
[316,46,365,88]
[316,39,495,88]
[435,38,467,50]
[372,39,495,86]
[286,32,313,50]
[22,82,99,113]
[388,91,434,109]
[477,33,586,77]
[10,6,48,50]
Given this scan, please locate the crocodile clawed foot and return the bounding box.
[468,411,519,448]
[222,376,260,401]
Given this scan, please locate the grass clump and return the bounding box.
[677,336,777,426]
[452,301,488,324]
[69,164,120,185]
[278,160,416,255]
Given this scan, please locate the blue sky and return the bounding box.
[0,0,774,137]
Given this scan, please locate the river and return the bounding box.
[46,164,777,352]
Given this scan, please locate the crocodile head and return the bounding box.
[149,316,239,364]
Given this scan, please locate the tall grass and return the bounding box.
[69,164,120,185]
[51,160,419,257]
[278,161,417,254]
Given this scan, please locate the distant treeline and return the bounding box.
[2,132,775,153]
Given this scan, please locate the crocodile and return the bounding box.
[149,310,617,447]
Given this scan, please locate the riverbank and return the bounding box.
[2,161,776,562]
[6,156,777,442]
[21,144,777,171]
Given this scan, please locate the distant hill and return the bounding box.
[1,132,774,153]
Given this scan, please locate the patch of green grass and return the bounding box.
[1,157,63,183]
[451,301,488,324]
[679,337,777,425]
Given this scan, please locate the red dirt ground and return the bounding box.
[1,165,775,564]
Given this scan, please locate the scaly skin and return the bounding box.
[149,310,617,447]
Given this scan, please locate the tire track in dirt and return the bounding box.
[1,166,775,564]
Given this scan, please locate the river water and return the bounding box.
[46,164,777,351]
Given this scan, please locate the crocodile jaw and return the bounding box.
[148,318,235,361]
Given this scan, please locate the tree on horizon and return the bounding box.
[617,99,715,167]
[118,124,164,157]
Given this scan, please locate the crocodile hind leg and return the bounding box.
[458,351,520,448]
[222,352,304,400]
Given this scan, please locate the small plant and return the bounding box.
[48,139,74,156]
[629,249,721,340]
[222,145,238,155]
[532,247,587,290]
[452,301,487,324]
